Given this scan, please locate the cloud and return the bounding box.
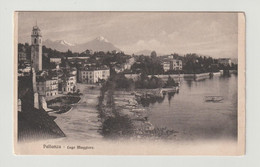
[167,32,179,40]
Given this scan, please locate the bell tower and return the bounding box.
[31,24,42,71]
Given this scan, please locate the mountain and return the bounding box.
[43,36,121,53]
[73,36,121,53]
[43,39,75,52]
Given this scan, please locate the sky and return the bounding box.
[18,12,238,58]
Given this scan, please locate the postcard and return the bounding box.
[14,12,245,155]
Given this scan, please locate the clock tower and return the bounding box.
[31,24,42,71]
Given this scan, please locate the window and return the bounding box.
[34,38,37,44]
[47,93,49,96]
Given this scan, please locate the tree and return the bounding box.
[164,76,176,87]
[66,49,73,57]
[151,51,157,59]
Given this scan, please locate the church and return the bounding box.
[31,24,42,72]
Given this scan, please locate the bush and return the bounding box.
[135,74,164,89]
[164,76,178,87]
[102,115,134,138]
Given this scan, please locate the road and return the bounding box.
[50,84,103,142]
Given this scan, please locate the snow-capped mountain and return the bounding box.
[43,39,75,52]
[43,36,121,53]
[57,40,75,46]
[95,36,109,43]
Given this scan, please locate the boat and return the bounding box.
[205,96,224,102]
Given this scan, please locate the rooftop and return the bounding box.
[81,66,109,71]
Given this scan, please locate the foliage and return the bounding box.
[131,55,164,75]
[102,74,134,91]
[102,115,134,138]
[135,73,164,89]
[150,51,157,58]
[164,76,177,87]
[181,53,219,74]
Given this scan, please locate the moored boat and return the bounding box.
[205,96,224,102]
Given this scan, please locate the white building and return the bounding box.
[36,76,59,97]
[50,58,62,64]
[125,57,135,70]
[162,61,171,72]
[162,59,182,72]
[79,67,110,84]
[60,75,77,93]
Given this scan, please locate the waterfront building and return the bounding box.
[59,74,77,93]
[162,59,182,72]
[31,24,42,71]
[78,66,110,84]
[218,58,232,66]
[36,75,59,97]
[162,62,170,72]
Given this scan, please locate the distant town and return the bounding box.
[17,24,238,141]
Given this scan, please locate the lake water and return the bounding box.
[147,74,238,141]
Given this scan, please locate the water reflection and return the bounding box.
[139,94,166,107]
[139,92,177,107]
[167,92,175,105]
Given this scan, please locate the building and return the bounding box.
[114,57,135,73]
[18,52,27,62]
[31,25,42,71]
[50,58,62,64]
[79,66,110,84]
[36,76,59,97]
[218,58,232,66]
[114,65,125,73]
[162,59,182,72]
[125,57,135,70]
[162,61,171,72]
[58,68,77,94]
[59,74,77,93]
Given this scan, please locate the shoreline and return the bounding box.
[125,71,223,81]
[97,88,177,140]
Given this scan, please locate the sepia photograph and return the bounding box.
[14,11,245,155]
